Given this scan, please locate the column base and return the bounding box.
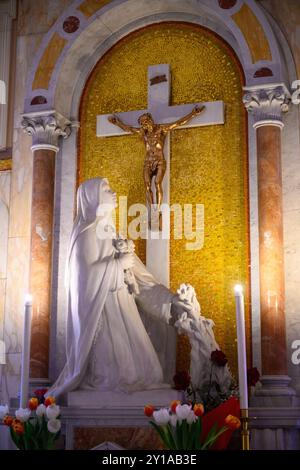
[29,377,51,394]
[251,375,298,407]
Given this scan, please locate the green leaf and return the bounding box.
[201,424,227,450]
[169,420,180,449]
[10,427,22,449]
[176,420,183,449]
[149,421,169,449]
[168,423,178,450]
[194,420,203,450]
[186,423,194,450]
[190,418,202,450]
[182,420,189,449]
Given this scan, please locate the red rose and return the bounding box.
[247,367,260,386]
[34,388,48,403]
[211,350,228,367]
[173,371,191,390]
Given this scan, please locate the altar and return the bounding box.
[64,389,182,450]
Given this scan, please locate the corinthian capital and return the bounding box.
[21,110,72,151]
[243,84,290,129]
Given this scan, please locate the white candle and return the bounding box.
[20,294,32,409]
[234,284,248,409]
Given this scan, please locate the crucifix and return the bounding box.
[97,64,224,286]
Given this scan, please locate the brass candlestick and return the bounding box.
[240,408,250,450]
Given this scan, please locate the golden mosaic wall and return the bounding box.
[0,159,12,171]
[79,23,250,375]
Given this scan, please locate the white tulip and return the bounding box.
[170,414,178,427]
[15,408,31,422]
[47,418,61,434]
[0,405,9,419]
[46,404,60,420]
[175,404,192,420]
[36,404,46,417]
[153,408,170,425]
[186,410,198,425]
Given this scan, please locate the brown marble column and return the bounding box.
[256,124,286,375]
[243,85,296,404]
[29,148,56,378]
[22,112,71,379]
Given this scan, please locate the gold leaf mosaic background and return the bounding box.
[0,160,12,171]
[79,23,250,376]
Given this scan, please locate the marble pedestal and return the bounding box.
[67,388,181,408]
[251,376,298,407]
[64,388,182,449]
[248,377,300,449]
[249,407,300,450]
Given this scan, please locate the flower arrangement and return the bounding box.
[144,400,240,450]
[173,359,261,414]
[174,350,238,413]
[0,390,61,450]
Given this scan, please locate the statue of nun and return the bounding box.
[47,177,233,399]
[47,178,188,397]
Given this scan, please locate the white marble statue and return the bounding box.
[47,178,182,397]
[175,284,232,395]
[47,177,232,398]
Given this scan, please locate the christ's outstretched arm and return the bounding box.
[164,105,205,131]
[108,115,141,134]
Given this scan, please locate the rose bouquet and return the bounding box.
[113,236,139,295]
[144,400,240,450]
[0,391,61,450]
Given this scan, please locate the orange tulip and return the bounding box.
[28,397,39,410]
[225,414,241,430]
[170,400,181,413]
[3,415,13,426]
[144,404,154,417]
[44,396,56,407]
[193,403,204,417]
[12,419,24,435]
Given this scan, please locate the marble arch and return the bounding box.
[23,0,293,117]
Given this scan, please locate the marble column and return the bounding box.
[243,85,296,405]
[21,111,71,379]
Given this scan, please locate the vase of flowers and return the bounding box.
[144,400,240,450]
[0,390,61,450]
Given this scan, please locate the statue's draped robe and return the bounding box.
[47,178,174,398]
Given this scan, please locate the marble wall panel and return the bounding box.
[260,0,300,78]
[13,33,45,128]
[3,237,30,355]
[282,107,300,213]
[17,0,73,36]
[0,171,11,279]
[281,102,300,390]
[0,280,6,342]
[50,132,77,380]
[283,208,300,390]
[0,352,21,405]
[8,129,32,238]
